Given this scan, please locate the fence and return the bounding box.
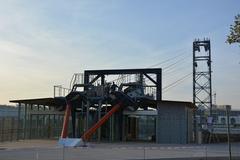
[0,117,18,142]
[0,114,64,142]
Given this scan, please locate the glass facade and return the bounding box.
[126,115,156,141]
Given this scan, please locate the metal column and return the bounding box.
[97,101,102,142]
[156,71,162,101]
[29,114,32,139]
[85,101,90,131]
[101,75,105,85]
[36,105,39,138]
[17,103,21,140]
[24,103,27,139]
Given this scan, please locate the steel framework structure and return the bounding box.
[64,68,162,141]
[193,39,213,114]
[84,68,162,101]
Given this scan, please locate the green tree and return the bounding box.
[226,14,240,45]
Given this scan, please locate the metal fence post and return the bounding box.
[1,117,5,142]
[17,103,21,140]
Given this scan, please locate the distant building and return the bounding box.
[0,105,18,117]
[196,105,240,143]
[212,105,240,125]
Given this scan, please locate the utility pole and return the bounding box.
[226,105,232,160]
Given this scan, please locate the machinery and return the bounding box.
[59,68,162,142]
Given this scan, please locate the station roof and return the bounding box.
[10,97,66,107]
[10,97,194,109]
[142,99,195,109]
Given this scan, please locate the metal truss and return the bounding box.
[193,39,213,115]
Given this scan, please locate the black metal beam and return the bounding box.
[84,73,90,91]
[156,71,162,101]
[143,73,157,85]
[101,75,105,85]
[85,68,162,75]
[89,75,101,84]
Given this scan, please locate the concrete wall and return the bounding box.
[156,102,193,144]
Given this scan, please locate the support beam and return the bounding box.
[139,74,143,84]
[53,114,56,138]
[156,71,162,101]
[24,103,27,139]
[101,75,105,85]
[17,103,21,140]
[111,113,114,141]
[122,115,126,141]
[97,101,102,142]
[1,117,5,142]
[82,102,123,141]
[36,114,39,138]
[61,103,72,138]
[89,75,101,84]
[71,106,76,138]
[85,101,90,131]
[29,114,32,139]
[156,101,161,143]
[143,73,157,85]
[84,74,90,91]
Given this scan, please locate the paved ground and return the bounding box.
[0,140,239,160]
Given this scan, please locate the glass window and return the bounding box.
[221,117,226,124]
[138,116,156,141]
[230,118,236,125]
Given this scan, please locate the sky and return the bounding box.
[0,0,239,108]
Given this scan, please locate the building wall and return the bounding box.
[187,106,194,143]
[156,102,193,144]
[6,102,194,143]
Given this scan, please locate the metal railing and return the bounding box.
[53,85,71,97]
[70,73,84,89]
